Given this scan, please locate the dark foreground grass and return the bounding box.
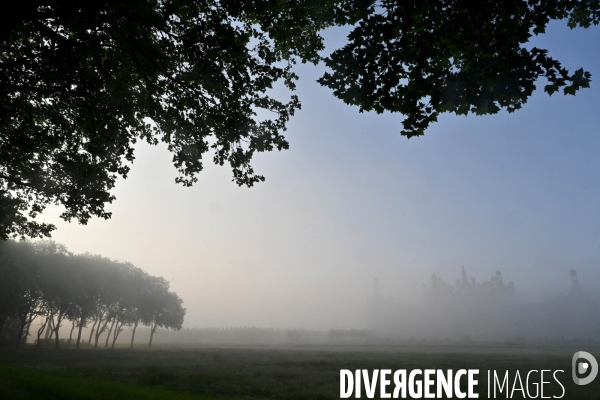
[0,364,220,400]
[1,343,599,399]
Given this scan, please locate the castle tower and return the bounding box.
[570,269,579,286]
[569,269,583,296]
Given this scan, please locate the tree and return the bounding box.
[0,0,333,239]
[319,0,599,137]
[137,275,171,348]
[0,240,43,348]
[71,255,100,349]
[37,251,80,349]
[1,1,599,238]
[146,291,185,347]
[126,267,151,348]
[107,263,144,348]
[0,239,186,349]
[0,241,23,340]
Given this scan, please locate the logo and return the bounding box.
[338,354,597,399]
[572,351,598,385]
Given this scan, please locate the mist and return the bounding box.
[367,267,600,342]
[26,21,600,337]
[19,258,599,348]
[3,5,600,400]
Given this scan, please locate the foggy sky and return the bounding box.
[38,22,600,330]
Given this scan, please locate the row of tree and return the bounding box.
[0,240,185,349]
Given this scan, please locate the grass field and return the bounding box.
[0,342,598,399]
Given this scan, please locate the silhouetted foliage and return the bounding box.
[319,0,598,137]
[0,0,334,239]
[1,0,599,238]
[0,240,185,348]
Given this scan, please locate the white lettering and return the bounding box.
[437,370,453,398]
[363,369,379,399]
[380,369,391,398]
[409,369,423,398]
[511,371,525,398]
[493,371,508,398]
[541,370,550,398]
[393,370,407,398]
[468,370,479,398]
[424,370,435,398]
[455,370,466,399]
[553,370,564,399]
[526,370,539,398]
[341,370,353,398]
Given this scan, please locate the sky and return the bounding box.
[39,21,600,330]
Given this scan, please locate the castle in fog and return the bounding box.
[366,268,600,341]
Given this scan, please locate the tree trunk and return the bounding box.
[15,316,27,349]
[53,311,64,349]
[75,314,85,349]
[46,316,55,348]
[36,316,50,349]
[94,318,110,349]
[148,322,155,348]
[111,321,123,349]
[105,317,116,347]
[44,315,53,340]
[68,320,76,347]
[87,317,98,346]
[130,320,139,348]
[22,319,33,346]
[54,325,60,349]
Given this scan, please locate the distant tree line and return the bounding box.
[0,240,185,349]
[328,329,372,340]
[136,327,336,345]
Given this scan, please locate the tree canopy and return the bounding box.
[320,0,598,137]
[1,0,598,238]
[0,239,185,349]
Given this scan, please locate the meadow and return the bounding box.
[0,342,598,399]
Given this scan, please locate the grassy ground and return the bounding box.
[0,364,218,400]
[0,342,598,399]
